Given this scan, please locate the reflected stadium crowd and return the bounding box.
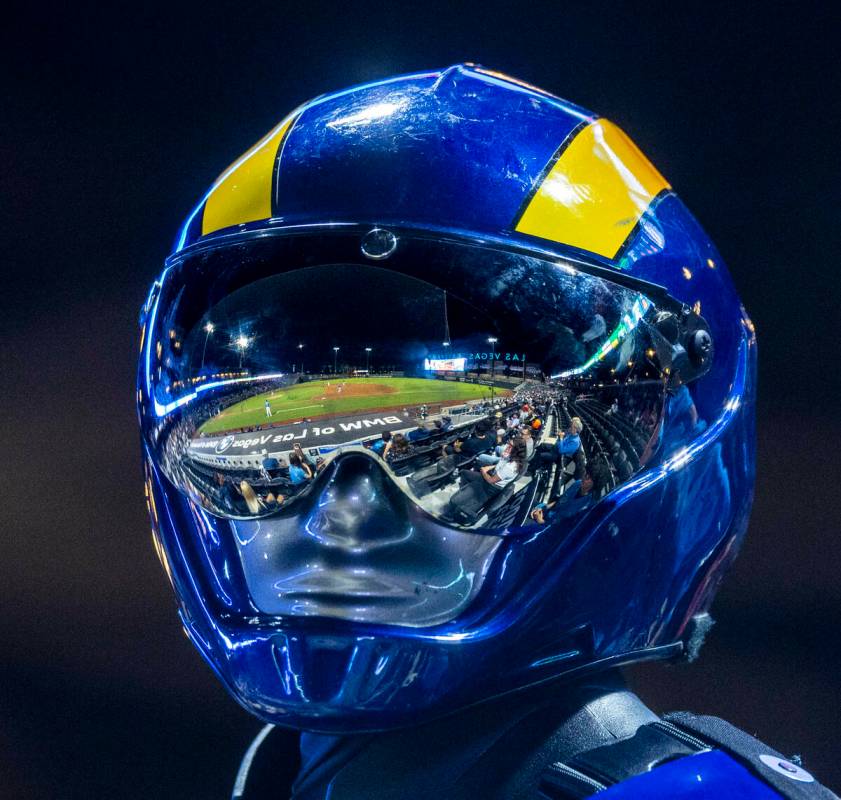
[362,379,667,528]
[152,360,690,531]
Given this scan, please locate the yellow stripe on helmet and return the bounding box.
[201,112,298,237]
[515,119,670,259]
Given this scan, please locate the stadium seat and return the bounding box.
[407,456,458,498]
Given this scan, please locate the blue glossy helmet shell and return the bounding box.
[138,64,755,732]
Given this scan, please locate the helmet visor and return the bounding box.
[141,230,701,532]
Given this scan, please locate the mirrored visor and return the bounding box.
[143,232,685,535]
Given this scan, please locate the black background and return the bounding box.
[2,3,840,797]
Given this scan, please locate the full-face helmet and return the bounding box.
[138,64,755,732]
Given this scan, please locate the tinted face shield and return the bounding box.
[140,229,711,626]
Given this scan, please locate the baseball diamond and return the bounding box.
[199,376,509,435]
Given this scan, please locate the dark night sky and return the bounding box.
[2,3,840,798]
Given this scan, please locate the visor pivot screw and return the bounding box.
[361,228,397,260]
[690,329,712,364]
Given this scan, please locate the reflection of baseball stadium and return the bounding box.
[163,371,671,530]
[148,249,704,531]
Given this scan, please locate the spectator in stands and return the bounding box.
[556,417,583,458]
[383,432,412,463]
[447,439,527,521]
[478,427,533,467]
[476,445,503,467]
[530,455,613,525]
[407,422,432,443]
[292,442,316,470]
[264,492,285,510]
[240,480,268,515]
[459,421,493,457]
[214,472,241,514]
[442,439,463,457]
[371,430,392,456]
[530,473,593,526]
[538,417,583,469]
[440,416,453,432]
[520,426,535,461]
[288,453,313,485]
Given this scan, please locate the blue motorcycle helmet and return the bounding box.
[138,64,755,733]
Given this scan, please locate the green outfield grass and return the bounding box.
[200,377,506,435]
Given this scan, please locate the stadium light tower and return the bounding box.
[365,346,372,373]
[295,342,305,374]
[487,336,499,402]
[487,336,499,370]
[333,346,340,374]
[200,321,215,371]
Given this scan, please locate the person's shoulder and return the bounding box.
[540,712,838,800]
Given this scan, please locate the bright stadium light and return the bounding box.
[233,334,251,368]
[204,322,215,334]
[333,346,340,374]
[365,347,372,373]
